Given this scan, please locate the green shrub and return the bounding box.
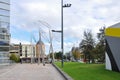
[10,53,20,63]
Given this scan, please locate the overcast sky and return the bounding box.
[10,0,120,54]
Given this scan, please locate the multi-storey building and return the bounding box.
[9,44,37,63]
[0,0,10,65]
[9,44,20,55]
[21,44,36,63]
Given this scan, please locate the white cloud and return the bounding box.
[92,0,112,5]
[10,38,30,44]
[10,0,120,53]
[23,3,48,12]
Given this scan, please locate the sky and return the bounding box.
[10,0,120,54]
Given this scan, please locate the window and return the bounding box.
[0,47,9,51]
[0,3,10,10]
[0,9,9,16]
[0,0,10,4]
[0,16,10,22]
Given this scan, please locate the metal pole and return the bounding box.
[31,33,33,64]
[38,29,41,65]
[41,41,45,66]
[49,29,54,63]
[39,30,45,66]
[61,0,64,68]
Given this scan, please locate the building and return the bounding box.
[9,44,19,54]
[105,22,120,72]
[9,43,37,63]
[21,44,36,63]
[36,41,46,62]
[0,0,10,65]
[9,41,46,63]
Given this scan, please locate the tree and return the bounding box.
[71,47,81,60]
[79,30,95,63]
[94,43,105,62]
[54,51,62,60]
[10,53,20,63]
[95,27,106,63]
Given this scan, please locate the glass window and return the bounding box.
[0,3,10,10]
[0,34,4,39]
[0,41,9,46]
[0,0,10,4]
[0,22,9,28]
[0,9,9,16]
[0,16,10,22]
[0,47,9,51]
[0,28,9,33]
[0,34,10,40]
[5,35,10,40]
[0,53,8,57]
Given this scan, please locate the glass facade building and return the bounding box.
[0,0,10,65]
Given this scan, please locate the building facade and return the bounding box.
[21,44,36,58]
[19,44,36,63]
[36,41,45,61]
[9,44,20,55]
[9,44,36,63]
[105,22,120,72]
[0,0,10,65]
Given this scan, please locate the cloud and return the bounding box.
[11,38,30,44]
[10,0,120,53]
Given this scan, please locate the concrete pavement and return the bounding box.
[0,63,65,80]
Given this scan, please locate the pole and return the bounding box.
[38,29,41,65]
[49,29,54,63]
[39,30,45,66]
[31,33,33,64]
[61,0,64,68]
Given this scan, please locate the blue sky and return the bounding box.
[10,0,120,54]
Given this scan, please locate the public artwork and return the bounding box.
[105,22,120,72]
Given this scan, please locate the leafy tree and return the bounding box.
[54,51,62,60]
[79,30,95,63]
[10,53,20,63]
[93,43,105,62]
[71,47,81,60]
[97,27,105,45]
[95,27,106,63]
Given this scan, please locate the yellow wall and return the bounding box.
[105,28,120,38]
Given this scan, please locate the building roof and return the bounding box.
[109,22,120,28]
[105,22,120,38]
[36,41,44,45]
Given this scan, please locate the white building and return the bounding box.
[20,44,36,63]
[0,0,10,65]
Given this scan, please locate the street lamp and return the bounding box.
[61,0,71,68]
[52,1,71,68]
[52,30,62,33]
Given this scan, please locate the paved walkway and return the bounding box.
[0,64,65,80]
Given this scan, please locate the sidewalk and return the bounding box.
[0,63,65,80]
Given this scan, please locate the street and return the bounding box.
[0,64,65,80]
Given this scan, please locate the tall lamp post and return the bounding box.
[52,0,71,68]
[61,0,71,68]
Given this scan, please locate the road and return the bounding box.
[0,63,65,80]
